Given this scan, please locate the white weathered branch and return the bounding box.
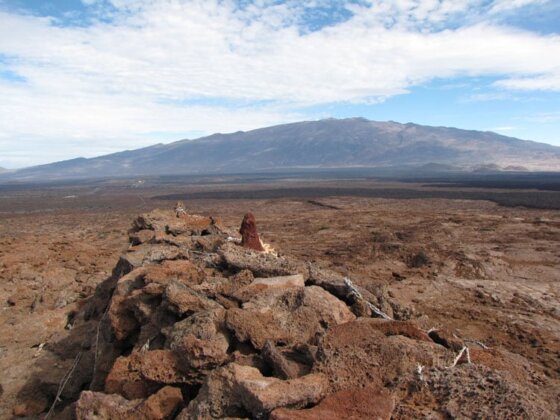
[343,277,392,320]
[448,346,471,368]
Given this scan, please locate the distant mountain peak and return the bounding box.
[2,118,559,181]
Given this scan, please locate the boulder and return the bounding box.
[129,229,155,245]
[232,274,305,302]
[225,286,355,349]
[394,364,556,419]
[164,308,231,381]
[117,244,189,275]
[12,397,48,417]
[138,350,189,384]
[144,260,206,287]
[105,354,155,399]
[180,363,327,419]
[163,280,222,315]
[75,386,183,420]
[428,328,465,352]
[219,242,303,278]
[270,386,395,420]
[313,319,450,392]
[262,340,311,379]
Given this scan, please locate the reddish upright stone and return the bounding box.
[239,212,265,252]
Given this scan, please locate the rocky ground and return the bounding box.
[0,179,558,418]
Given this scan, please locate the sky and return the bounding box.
[0,0,559,168]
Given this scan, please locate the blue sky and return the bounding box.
[0,0,559,168]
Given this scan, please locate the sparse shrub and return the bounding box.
[407,250,430,268]
[371,231,390,243]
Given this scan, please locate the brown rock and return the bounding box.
[144,259,206,287]
[164,280,221,315]
[166,214,218,236]
[119,243,189,272]
[76,386,183,419]
[105,355,153,399]
[13,398,48,417]
[213,269,254,298]
[428,328,465,352]
[141,386,184,419]
[400,364,556,419]
[313,319,450,392]
[239,212,265,251]
[262,340,310,379]
[108,294,140,341]
[366,319,432,342]
[164,308,231,381]
[129,229,155,245]
[225,286,355,350]
[219,242,303,277]
[6,287,36,307]
[181,363,327,419]
[270,386,395,420]
[75,391,138,419]
[138,350,188,384]
[232,274,305,302]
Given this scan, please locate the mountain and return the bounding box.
[3,118,560,180]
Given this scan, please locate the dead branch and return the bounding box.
[45,351,83,419]
[343,278,392,320]
[448,346,471,368]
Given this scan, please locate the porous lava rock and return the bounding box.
[225,285,355,350]
[239,212,265,251]
[270,386,395,420]
[23,207,554,419]
[312,318,450,392]
[395,364,556,419]
[179,363,328,419]
[76,386,183,419]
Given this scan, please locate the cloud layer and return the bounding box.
[0,0,559,167]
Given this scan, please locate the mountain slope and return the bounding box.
[5,118,560,180]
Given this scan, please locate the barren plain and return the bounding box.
[0,176,558,418]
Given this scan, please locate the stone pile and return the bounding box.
[40,207,556,419]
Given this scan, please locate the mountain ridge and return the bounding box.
[3,118,560,180]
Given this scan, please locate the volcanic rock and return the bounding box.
[163,280,222,316]
[219,242,303,278]
[262,340,310,379]
[76,386,183,420]
[270,386,395,420]
[239,212,265,251]
[225,286,355,350]
[428,328,465,352]
[312,318,450,392]
[180,363,327,419]
[232,274,305,302]
[34,206,555,420]
[394,364,556,419]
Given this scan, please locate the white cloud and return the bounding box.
[527,111,560,123]
[489,0,548,14]
[0,0,559,167]
[495,74,560,91]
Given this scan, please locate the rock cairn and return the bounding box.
[38,207,556,419]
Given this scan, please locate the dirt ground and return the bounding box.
[0,178,558,417]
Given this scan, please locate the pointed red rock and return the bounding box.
[239,212,265,252]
